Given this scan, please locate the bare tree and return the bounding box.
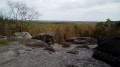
[7,1,40,32]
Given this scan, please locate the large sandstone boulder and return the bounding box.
[66,37,97,45]
[13,32,32,39]
[7,37,55,52]
[7,36,49,48]
[32,33,56,45]
[92,37,120,67]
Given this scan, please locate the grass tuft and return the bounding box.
[0,40,9,46]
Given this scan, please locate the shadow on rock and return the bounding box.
[92,37,120,67]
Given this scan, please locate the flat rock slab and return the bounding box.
[0,42,111,67]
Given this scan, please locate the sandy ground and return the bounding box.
[0,42,111,67]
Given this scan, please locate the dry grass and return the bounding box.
[27,23,96,43]
[1,20,119,44]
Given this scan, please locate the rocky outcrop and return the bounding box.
[92,37,120,67]
[32,33,56,45]
[13,32,32,39]
[66,37,97,45]
[0,35,7,40]
[0,42,110,67]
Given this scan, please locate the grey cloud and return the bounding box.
[0,0,120,21]
[58,0,120,10]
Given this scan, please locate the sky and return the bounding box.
[0,0,120,21]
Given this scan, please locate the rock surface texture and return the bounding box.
[0,42,111,67]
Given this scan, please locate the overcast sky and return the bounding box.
[0,0,120,21]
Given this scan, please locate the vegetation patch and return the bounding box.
[0,40,9,46]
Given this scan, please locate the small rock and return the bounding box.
[88,45,97,49]
[18,50,26,54]
[0,35,7,40]
[4,51,15,56]
[62,42,71,48]
[52,44,63,50]
[13,32,32,39]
